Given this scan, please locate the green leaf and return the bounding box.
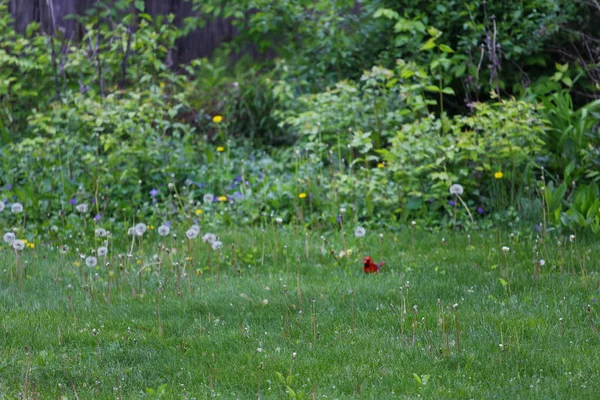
[499,278,508,287]
[441,87,455,95]
[562,77,573,87]
[420,39,436,51]
[134,0,145,12]
[424,85,441,93]
[438,44,454,53]
[555,63,569,73]
[373,8,399,20]
[412,373,422,385]
[286,386,297,398]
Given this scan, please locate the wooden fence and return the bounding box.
[7,0,256,64]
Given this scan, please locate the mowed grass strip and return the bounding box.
[1,229,599,399]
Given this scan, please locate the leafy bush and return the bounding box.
[379,99,545,223]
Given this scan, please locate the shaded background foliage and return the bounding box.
[1,0,600,236]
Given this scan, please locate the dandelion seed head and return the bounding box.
[11,202,23,213]
[158,225,170,236]
[203,193,214,204]
[202,233,216,245]
[186,228,199,240]
[354,227,366,238]
[86,256,98,268]
[449,184,464,196]
[3,232,16,244]
[134,223,147,237]
[12,239,25,251]
[95,228,107,237]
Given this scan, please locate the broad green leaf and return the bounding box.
[420,39,436,51]
[424,85,441,93]
[439,44,454,53]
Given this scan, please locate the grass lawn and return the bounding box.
[1,228,599,399]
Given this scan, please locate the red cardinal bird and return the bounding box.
[363,256,384,274]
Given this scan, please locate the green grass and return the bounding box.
[1,228,599,399]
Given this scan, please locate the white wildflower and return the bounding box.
[11,202,23,213]
[569,234,575,243]
[158,225,170,236]
[186,228,199,239]
[354,226,366,238]
[202,233,216,245]
[85,256,98,268]
[539,259,545,266]
[203,193,214,204]
[449,184,464,196]
[3,232,16,244]
[134,223,147,236]
[502,246,510,254]
[95,228,107,237]
[12,239,25,251]
[97,246,108,257]
[75,203,88,213]
[211,240,223,250]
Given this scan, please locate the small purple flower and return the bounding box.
[150,188,159,197]
[165,221,171,228]
[535,223,542,232]
[258,173,264,180]
[6,184,12,190]
[94,213,102,221]
[336,215,342,224]
[91,197,96,204]
[234,175,243,183]
[69,198,77,205]
[477,207,484,215]
[233,191,243,199]
[448,200,456,206]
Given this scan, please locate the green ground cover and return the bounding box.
[1,228,599,399]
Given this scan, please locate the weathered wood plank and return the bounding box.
[7,0,272,63]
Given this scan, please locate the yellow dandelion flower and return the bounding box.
[218,195,228,202]
[298,193,307,199]
[196,269,203,276]
[377,163,385,169]
[136,259,142,265]
[217,146,225,152]
[195,209,203,215]
[22,239,28,244]
[494,171,504,179]
[26,243,35,249]
[212,115,223,123]
[148,225,154,230]
[159,82,166,88]
[74,261,80,267]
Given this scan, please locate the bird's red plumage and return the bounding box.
[363,256,384,274]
